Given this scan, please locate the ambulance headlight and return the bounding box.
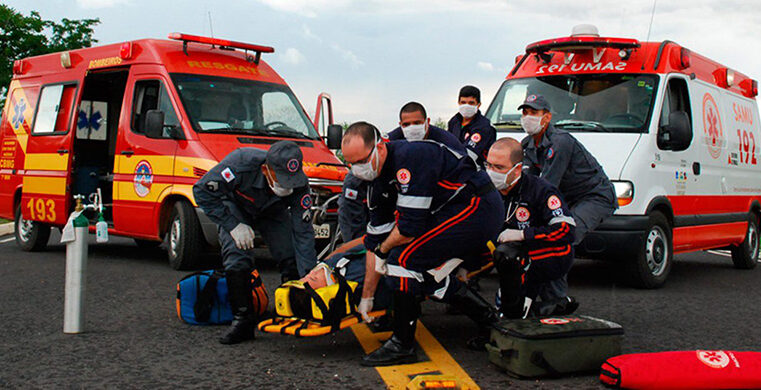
[612,181,634,206]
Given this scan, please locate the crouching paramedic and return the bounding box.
[341,121,504,366]
[193,141,317,344]
[486,138,577,318]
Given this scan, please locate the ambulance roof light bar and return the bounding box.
[168,33,274,64]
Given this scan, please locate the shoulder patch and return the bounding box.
[221,167,235,182]
[547,195,562,210]
[546,147,554,159]
[301,194,313,209]
[396,168,411,185]
[516,207,531,222]
[345,188,358,200]
[471,133,481,143]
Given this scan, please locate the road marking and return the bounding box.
[706,250,732,258]
[351,321,479,389]
[0,237,14,243]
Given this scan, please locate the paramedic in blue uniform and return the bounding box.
[193,141,317,344]
[518,94,617,302]
[341,121,504,366]
[338,102,466,243]
[447,85,497,167]
[486,138,578,318]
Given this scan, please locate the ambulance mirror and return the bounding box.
[327,124,343,150]
[145,110,165,138]
[659,111,692,151]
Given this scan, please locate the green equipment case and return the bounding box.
[486,315,624,378]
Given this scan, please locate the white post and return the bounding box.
[63,198,89,334]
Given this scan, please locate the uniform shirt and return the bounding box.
[193,148,316,263]
[448,110,497,167]
[502,173,575,261]
[363,140,481,249]
[522,124,616,207]
[337,125,466,241]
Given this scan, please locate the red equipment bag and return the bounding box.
[600,350,761,389]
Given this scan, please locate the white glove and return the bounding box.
[358,297,374,323]
[498,228,525,243]
[230,223,255,250]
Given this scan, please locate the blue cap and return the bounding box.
[266,141,308,189]
[518,94,551,112]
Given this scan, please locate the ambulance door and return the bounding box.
[655,75,700,251]
[313,92,333,138]
[21,82,79,226]
[112,66,181,237]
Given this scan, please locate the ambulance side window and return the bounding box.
[658,78,692,151]
[659,78,691,128]
[32,84,77,135]
[131,80,180,138]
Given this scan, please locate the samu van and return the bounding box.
[486,25,761,288]
[0,33,348,270]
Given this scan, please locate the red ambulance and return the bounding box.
[486,25,761,287]
[0,33,347,269]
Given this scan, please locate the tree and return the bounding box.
[0,6,99,111]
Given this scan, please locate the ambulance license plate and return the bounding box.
[313,223,330,239]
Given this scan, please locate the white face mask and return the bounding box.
[269,181,293,197]
[351,135,380,181]
[458,104,478,118]
[401,123,427,141]
[521,114,544,135]
[265,170,293,197]
[488,162,522,190]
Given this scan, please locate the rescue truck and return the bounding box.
[486,25,761,288]
[0,33,348,270]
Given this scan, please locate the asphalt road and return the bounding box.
[1,231,760,389]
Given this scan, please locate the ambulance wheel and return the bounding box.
[625,211,672,289]
[14,203,50,251]
[731,215,759,270]
[166,201,202,270]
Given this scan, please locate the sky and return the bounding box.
[7,0,761,131]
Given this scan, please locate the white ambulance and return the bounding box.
[486,25,760,288]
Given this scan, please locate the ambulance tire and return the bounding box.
[166,201,202,270]
[14,203,51,252]
[730,215,759,270]
[624,211,672,289]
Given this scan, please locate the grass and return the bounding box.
[0,218,10,224]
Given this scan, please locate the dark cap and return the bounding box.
[266,141,308,189]
[518,94,551,112]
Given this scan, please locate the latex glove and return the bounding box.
[358,297,374,323]
[230,223,255,250]
[498,228,525,243]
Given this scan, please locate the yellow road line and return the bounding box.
[351,321,479,389]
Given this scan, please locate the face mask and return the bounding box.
[351,135,380,181]
[269,181,293,197]
[458,104,478,118]
[521,114,544,135]
[488,162,522,190]
[401,123,426,141]
[265,169,294,197]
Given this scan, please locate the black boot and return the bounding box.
[449,286,499,351]
[219,270,256,345]
[361,292,418,366]
[530,296,579,317]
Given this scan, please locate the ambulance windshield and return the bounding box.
[171,73,318,139]
[486,74,657,134]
